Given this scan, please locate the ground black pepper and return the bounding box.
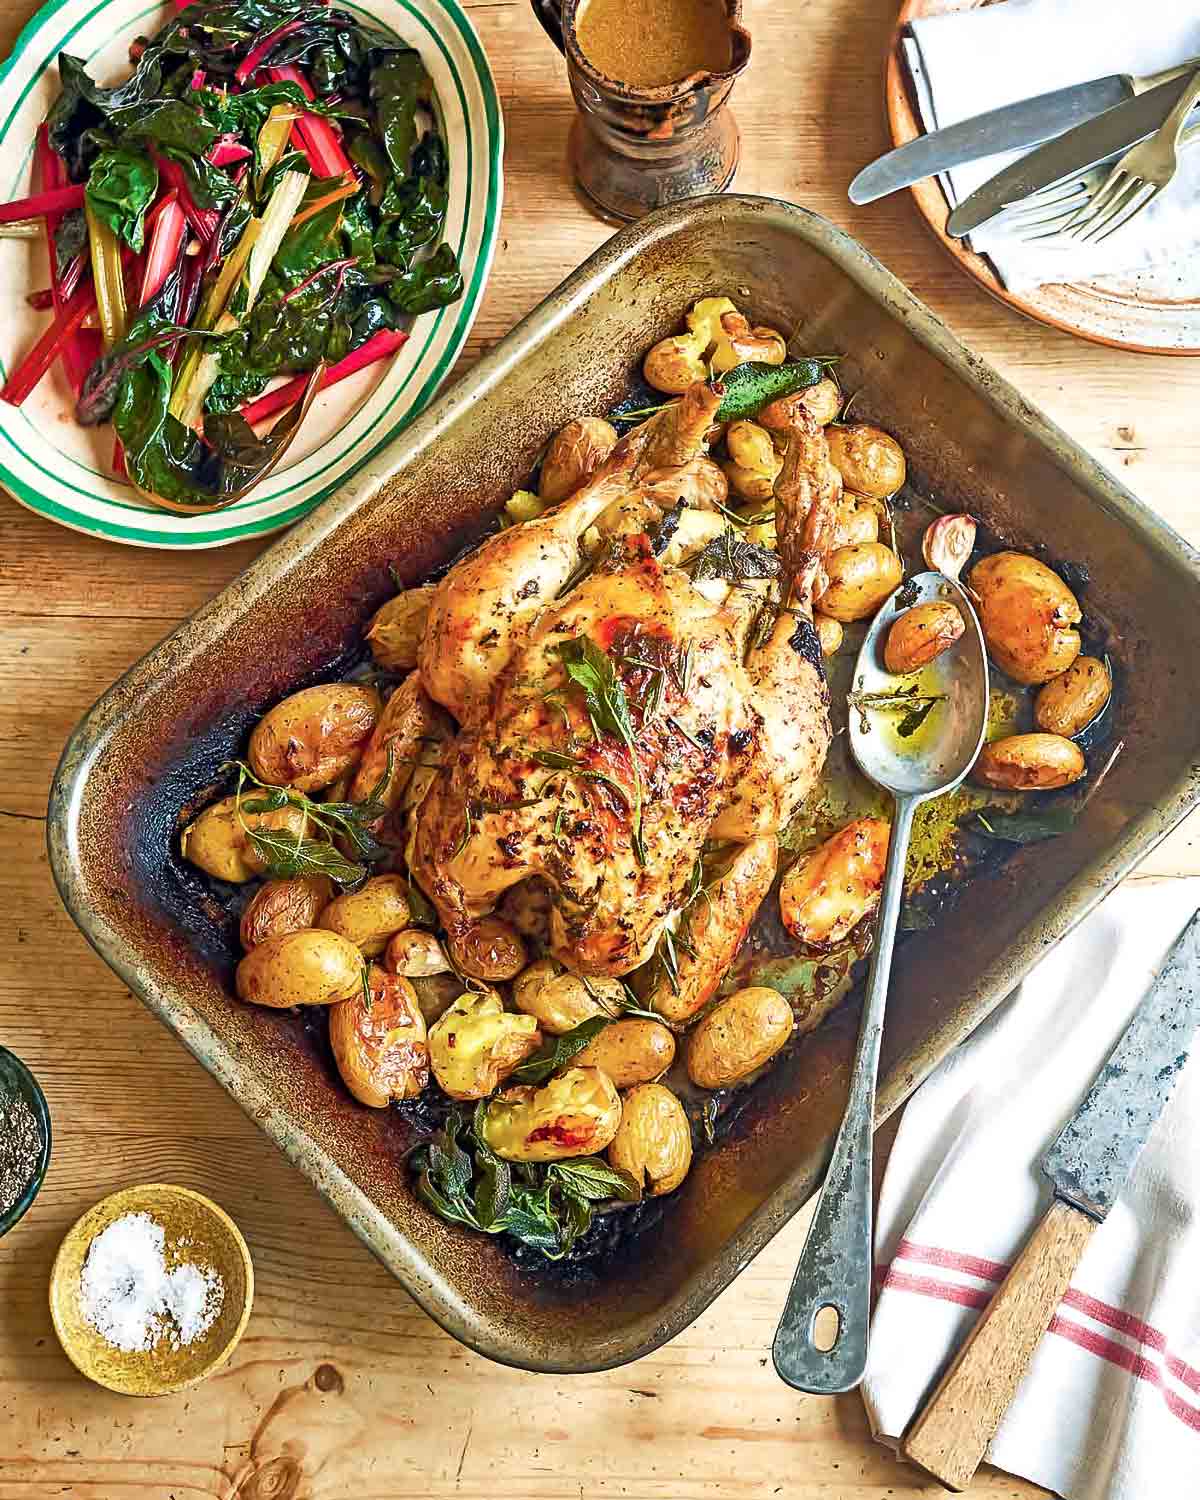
[0,1092,43,1215]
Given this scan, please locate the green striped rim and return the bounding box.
[0,0,503,547]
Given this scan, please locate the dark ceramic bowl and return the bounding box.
[0,1046,52,1237]
[47,197,1200,1371]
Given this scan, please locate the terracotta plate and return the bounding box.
[888,0,1200,353]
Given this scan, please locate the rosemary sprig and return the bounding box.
[847,687,946,737]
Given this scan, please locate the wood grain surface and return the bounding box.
[2,0,1199,1495]
[901,1200,1100,1491]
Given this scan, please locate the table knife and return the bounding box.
[900,907,1200,1493]
[946,72,1200,237]
[849,60,1196,205]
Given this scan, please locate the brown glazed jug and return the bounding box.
[531,0,752,222]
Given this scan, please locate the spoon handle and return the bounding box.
[772,794,918,1394]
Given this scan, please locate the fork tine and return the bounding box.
[1064,167,1129,233]
[1003,183,1089,219]
[1080,180,1158,244]
[1069,176,1145,241]
[1004,198,1087,233]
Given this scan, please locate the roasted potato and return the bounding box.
[386,928,451,977]
[884,600,965,674]
[236,928,365,1009]
[481,1066,622,1162]
[239,875,333,950]
[645,835,779,1024]
[1034,656,1111,738]
[968,552,1082,685]
[826,424,906,498]
[366,585,435,672]
[180,794,308,884]
[815,612,843,656]
[349,671,452,811]
[248,683,382,793]
[513,958,623,1035]
[607,1083,692,1196]
[722,420,782,501]
[319,874,411,956]
[643,336,707,394]
[428,991,540,1099]
[758,377,841,430]
[576,1019,676,1089]
[779,817,891,947]
[539,417,619,504]
[817,543,903,622]
[447,916,528,982]
[329,966,429,1107]
[709,311,787,375]
[972,733,1085,791]
[687,986,794,1089]
[829,494,880,550]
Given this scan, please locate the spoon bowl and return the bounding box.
[849,570,990,800]
[773,570,989,1395]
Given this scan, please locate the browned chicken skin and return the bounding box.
[411,383,839,977]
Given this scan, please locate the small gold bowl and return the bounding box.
[49,1183,253,1396]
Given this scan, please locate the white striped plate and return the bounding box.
[0,0,502,547]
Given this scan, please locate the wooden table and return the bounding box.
[3,0,1198,1494]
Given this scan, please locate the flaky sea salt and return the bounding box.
[79,1211,224,1352]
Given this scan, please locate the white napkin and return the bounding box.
[904,0,1200,291]
[862,880,1200,1500]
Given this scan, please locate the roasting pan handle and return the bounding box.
[530,0,567,54]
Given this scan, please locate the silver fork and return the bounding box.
[1005,71,1200,244]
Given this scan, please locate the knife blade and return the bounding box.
[901,907,1200,1491]
[1043,905,1200,1220]
[946,72,1198,237]
[849,75,1131,205]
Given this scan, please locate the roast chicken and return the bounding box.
[407,380,840,978]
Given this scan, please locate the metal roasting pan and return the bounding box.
[47,196,1200,1373]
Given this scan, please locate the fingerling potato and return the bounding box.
[513,958,623,1035]
[972,733,1085,791]
[349,671,452,811]
[968,552,1082,685]
[815,612,843,656]
[180,794,308,884]
[428,991,541,1100]
[318,874,411,956]
[539,417,619,504]
[817,543,903,622]
[607,1083,692,1196]
[329,966,429,1107]
[386,928,451,977]
[829,494,880,549]
[826,423,906,498]
[481,1067,622,1162]
[447,916,528,982]
[574,1018,676,1088]
[366,585,435,672]
[884,600,965,674]
[236,929,365,1009]
[779,817,891,947]
[687,986,794,1089]
[1034,656,1111,738]
[248,683,382,793]
[240,875,333,950]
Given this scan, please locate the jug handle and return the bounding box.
[530,0,566,53]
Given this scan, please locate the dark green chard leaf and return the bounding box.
[85,147,158,250]
[53,207,87,277]
[49,40,194,177]
[384,243,463,314]
[713,358,830,422]
[509,1015,611,1084]
[369,49,426,179]
[412,128,449,186]
[76,264,191,424]
[120,98,219,156]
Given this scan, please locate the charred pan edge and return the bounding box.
[47,195,1200,1373]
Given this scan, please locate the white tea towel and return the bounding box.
[862,880,1200,1500]
[903,0,1200,291]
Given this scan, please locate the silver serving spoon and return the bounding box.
[772,569,990,1394]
